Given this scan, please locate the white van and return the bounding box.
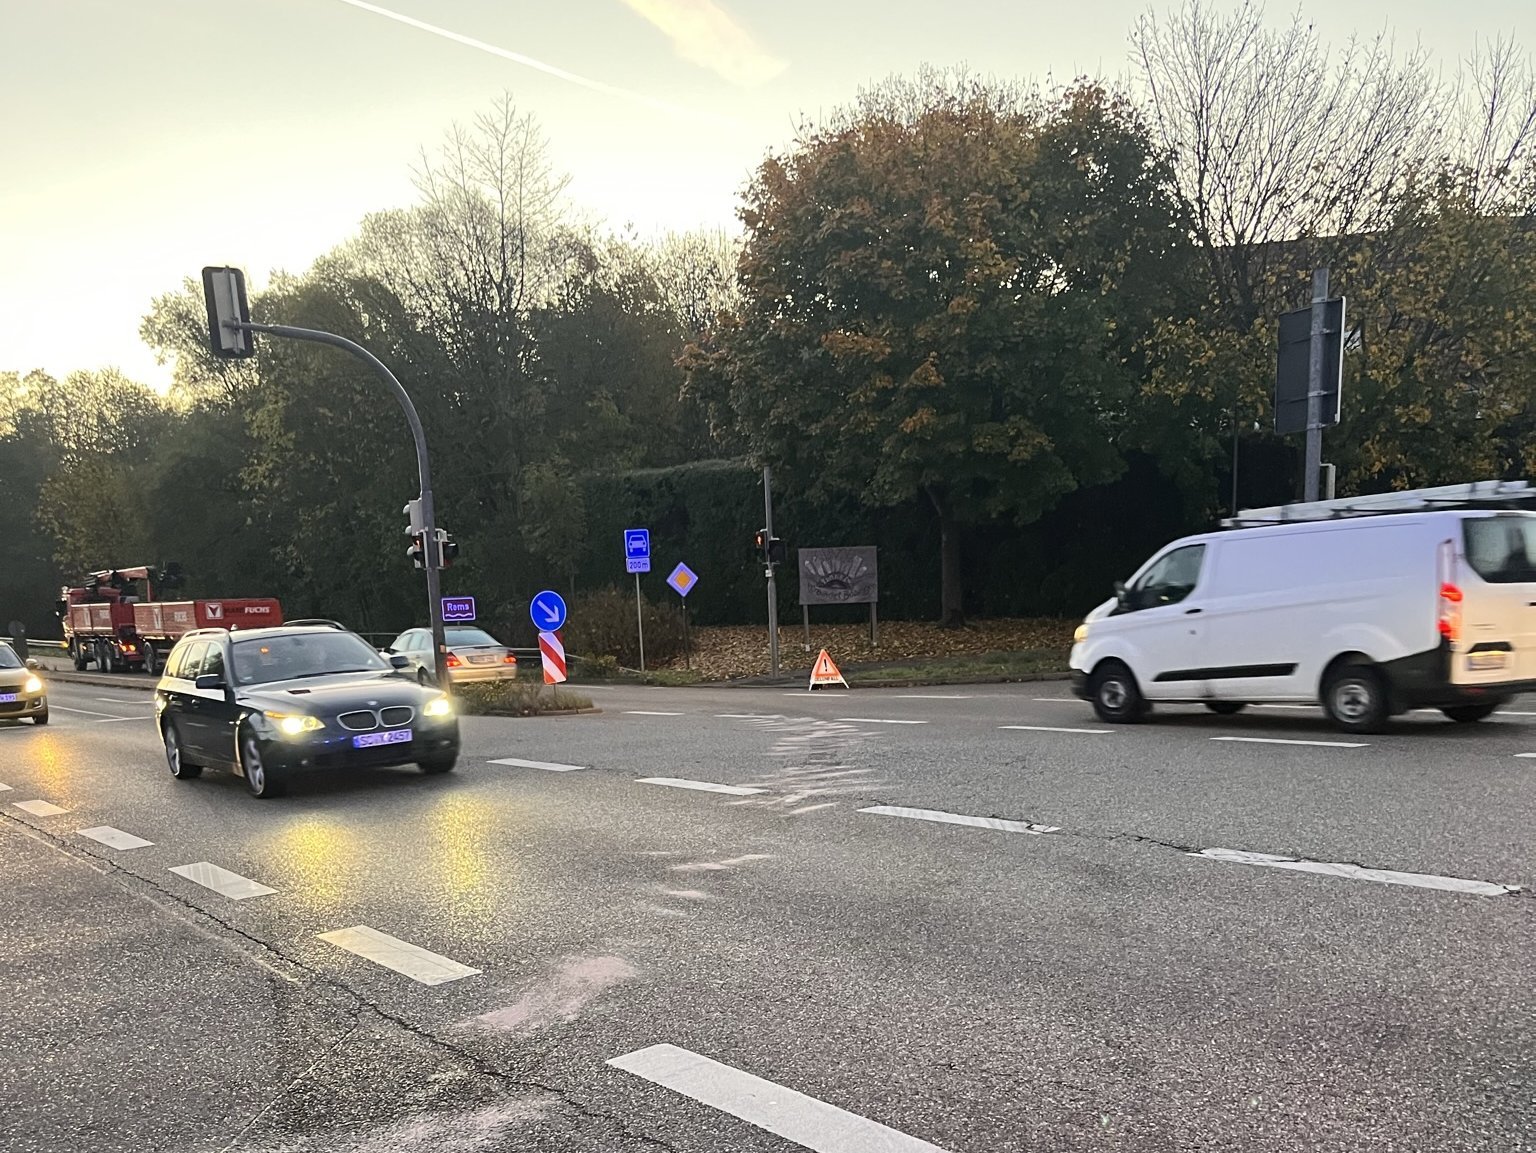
[1069,482,1536,733]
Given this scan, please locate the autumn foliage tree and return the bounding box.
[686,75,1188,624]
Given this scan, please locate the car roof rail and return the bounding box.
[282,619,348,630]
[182,628,229,639]
[1222,480,1536,529]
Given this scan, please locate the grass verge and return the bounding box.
[454,680,594,716]
[842,648,1068,687]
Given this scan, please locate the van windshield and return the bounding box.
[1463,516,1536,584]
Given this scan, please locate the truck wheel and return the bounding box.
[1322,664,1388,734]
[71,642,88,672]
[142,644,160,677]
[1442,702,1502,723]
[95,640,112,671]
[1090,660,1147,724]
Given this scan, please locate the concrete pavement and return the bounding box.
[1,677,1531,1151]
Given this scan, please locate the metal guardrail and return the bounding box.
[0,637,67,650]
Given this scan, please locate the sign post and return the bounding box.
[529,592,569,686]
[762,467,780,676]
[624,529,650,671]
[667,563,699,669]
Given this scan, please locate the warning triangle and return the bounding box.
[808,649,848,690]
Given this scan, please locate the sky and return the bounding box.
[1,0,1530,390]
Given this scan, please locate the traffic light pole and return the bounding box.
[763,465,780,677]
[1303,268,1329,503]
[231,322,449,688]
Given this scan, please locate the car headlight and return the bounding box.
[24,676,43,694]
[1073,624,1089,644]
[266,711,324,736]
[423,695,453,718]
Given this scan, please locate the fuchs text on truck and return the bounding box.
[58,566,283,675]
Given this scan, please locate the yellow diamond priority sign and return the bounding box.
[667,562,698,598]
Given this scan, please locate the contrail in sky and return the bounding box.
[332,0,729,123]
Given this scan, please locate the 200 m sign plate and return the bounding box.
[353,729,412,749]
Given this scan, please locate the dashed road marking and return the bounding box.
[12,799,69,816]
[0,783,11,792]
[489,757,586,772]
[1210,736,1368,748]
[626,710,685,717]
[49,705,126,719]
[1000,724,1111,735]
[716,713,773,719]
[1514,753,1536,758]
[317,925,481,985]
[1191,847,1521,898]
[859,804,1060,835]
[638,777,766,796]
[609,1044,954,1153]
[836,717,928,725]
[95,716,144,724]
[169,862,277,900]
[1252,704,1318,711]
[896,694,973,700]
[77,826,154,851]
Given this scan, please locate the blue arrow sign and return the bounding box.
[529,590,568,632]
[625,527,651,574]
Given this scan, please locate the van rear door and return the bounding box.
[1455,513,1536,685]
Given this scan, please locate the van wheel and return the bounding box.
[1204,702,1247,716]
[1322,665,1388,734]
[1442,702,1502,724]
[1090,660,1147,724]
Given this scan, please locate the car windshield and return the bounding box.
[0,644,21,670]
[231,631,390,685]
[446,627,501,647]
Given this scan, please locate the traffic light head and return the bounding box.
[436,530,459,570]
[767,536,787,565]
[407,533,427,570]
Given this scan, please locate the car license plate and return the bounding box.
[469,655,496,665]
[0,693,17,703]
[353,728,412,749]
[1467,652,1509,671]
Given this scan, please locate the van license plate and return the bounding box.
[1467,652,1508,671]
[353,729,412,749]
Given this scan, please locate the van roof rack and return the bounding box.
[1222,480,1536,528]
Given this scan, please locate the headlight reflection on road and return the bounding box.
[426,792,512,919]
[269,817,360,905]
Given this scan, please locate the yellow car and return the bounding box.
[0,643,48,725]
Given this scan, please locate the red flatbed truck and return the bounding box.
[59,567,282,675]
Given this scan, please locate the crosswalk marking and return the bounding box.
[489,757,586,772]
[317,925,481,985]
[859,805,1060,835]
[638,777,766,796]
[12,799,69,816]
[169,862,277,900]
[609,1044,953,1152]
[77,826,154,851]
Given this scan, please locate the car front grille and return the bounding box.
[380,706,414,728]
[337,711,378,732]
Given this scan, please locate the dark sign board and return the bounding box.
[441,596,476,623]
[1275,298,1345,435]
[798,547,878,606]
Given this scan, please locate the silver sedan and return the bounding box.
[386,626,519,685]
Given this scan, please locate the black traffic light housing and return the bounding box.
[754,528,786,566]
[407,532,427,570]
[437,531,459,570]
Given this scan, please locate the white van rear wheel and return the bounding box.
[1090,661,1146,724]
[1323,664,1388,734]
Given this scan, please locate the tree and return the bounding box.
[686,74,1187,624]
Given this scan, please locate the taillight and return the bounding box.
[445,653,463,668]
[503,653,517,665]
[1437,540,1462,643]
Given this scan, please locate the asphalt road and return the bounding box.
[2,675,1532,1152]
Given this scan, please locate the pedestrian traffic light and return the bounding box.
[435,529,459,569]
[753,529,786,566]
[754,528,769,559]
[407,533,427,570]
[767,536,786,565]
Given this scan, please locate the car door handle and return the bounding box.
[1184,608,1202,615]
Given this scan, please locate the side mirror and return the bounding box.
[195,674,227,691]
[1113,580,1129,608]
[389,654,411,669]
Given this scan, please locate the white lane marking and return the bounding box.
[859,804,1060,835]
[12,800,69,817]
[1030,698,1078,703]
[1514,753,1536,758]
[1210,736,1368,748]
[94,697,140,704]
[717,713,772,719]
[1191,848,1521,898]
[835,717,928,725]
[1501,710,1536,717]
[896,694,973,700]
[95,716,145,724]
[1000,724,1112,735]
[77,826,154,851]
[638,777,766,796]
[49,704,125,719]
[609,1044,954,1153]
[317,925,481,985]
[169,862,277,900]
[489,757,586,772]
[626,710,685,717]
[0,783,11,792]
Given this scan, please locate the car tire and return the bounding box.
[1322,664,1389,734]
[1090,660,1147,724]
[32,709,49,726]
[239,729,284,799]
[163,722,203,779]
[1204,702,1247,716]
[1442,702,1502,724]
[417,754,458,775]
